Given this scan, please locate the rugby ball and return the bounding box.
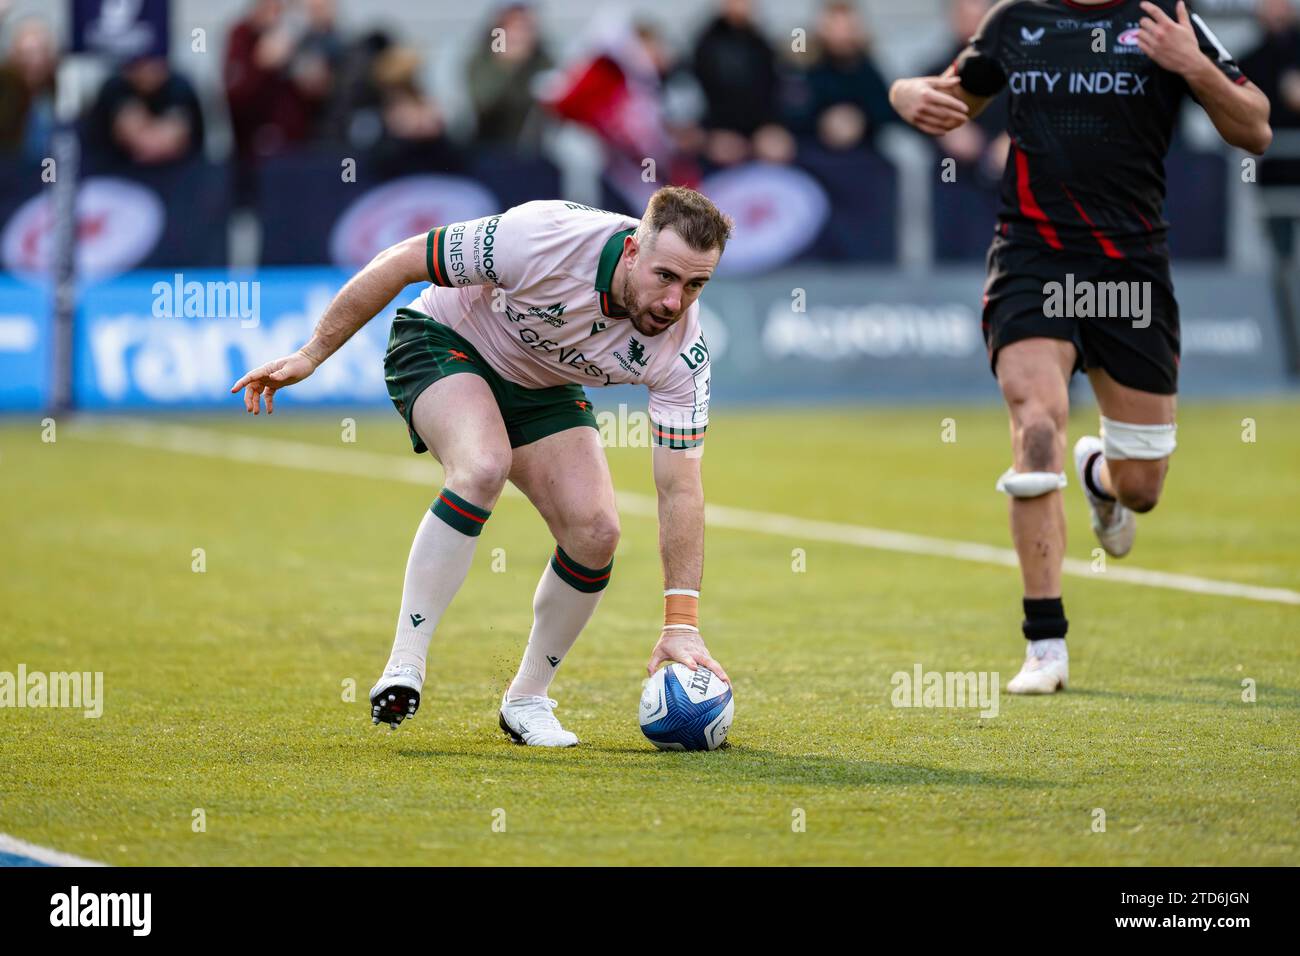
[639,663,733,751]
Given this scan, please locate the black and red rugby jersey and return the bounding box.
[953,0,1248,260]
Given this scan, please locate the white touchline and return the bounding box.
[0,832,107,867]
[71,418,1300,607]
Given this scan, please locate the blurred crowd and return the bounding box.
[1,0,1299,252]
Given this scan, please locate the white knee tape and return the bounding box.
[1100,416,1177,460]
[996,467,1067,498]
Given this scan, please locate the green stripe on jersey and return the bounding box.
[652,422,707,449]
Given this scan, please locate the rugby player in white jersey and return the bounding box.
[231,187,732,746]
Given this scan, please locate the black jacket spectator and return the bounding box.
[691,7,779,135]
[85,57,205,167]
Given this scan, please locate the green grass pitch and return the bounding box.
[0,398,1296,865]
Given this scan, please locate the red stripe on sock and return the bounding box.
[438,493,486,523]
[553,550,610,584]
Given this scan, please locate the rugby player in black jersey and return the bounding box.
[890,1,1271,693]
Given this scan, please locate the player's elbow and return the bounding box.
[1243,122,1272,156]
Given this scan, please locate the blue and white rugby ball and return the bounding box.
[639,663,733,751]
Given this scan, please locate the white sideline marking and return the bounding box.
[71,419,1300,607]
[0,833,107,867]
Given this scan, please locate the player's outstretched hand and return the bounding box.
[891,75,970,136]
[646,627,730,685]
[230,350,318,415]
[1137,2,1203,77]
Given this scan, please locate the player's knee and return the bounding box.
[1015,415,1064,472]
[1113,466,1165,514]
[566,510,620,565]
[449,450,512,501]
[585,511,621,563]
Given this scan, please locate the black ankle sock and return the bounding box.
[1083,451,1116,503]
[1022,597,1068,641]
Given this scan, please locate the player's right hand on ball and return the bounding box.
[891,75,970,136]
[231,350,318,415]
[646,627,731,686]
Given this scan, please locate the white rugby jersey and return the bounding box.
[411,200,710,449]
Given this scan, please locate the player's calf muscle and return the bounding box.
[1109,459,1168,514]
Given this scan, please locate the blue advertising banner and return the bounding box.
[73,268,421,410]
[0,264,1284,414]
[0,275,50,411]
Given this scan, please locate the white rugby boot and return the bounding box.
[369,663,422,729]
[1007,638,1069,694]
[1074,435,1135,558]
[498,692,579,747]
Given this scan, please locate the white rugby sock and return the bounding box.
[385,488,492,682]
[508,547,613,699]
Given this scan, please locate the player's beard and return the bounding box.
[622,272,676,337]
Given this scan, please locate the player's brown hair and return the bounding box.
[639,186,733,255]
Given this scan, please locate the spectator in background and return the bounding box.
[224,0,334,201]
[318,29,392,149]
[0,17,57,161]
[85,55,205,166]
[920,0,1008,183]
[635,21,707,175]
[466,1,553,152]
[785,0,895,151]
[368,44,462,179]
[1241,0,1300,262]
[297,0,344,143]
[692,0,794,165]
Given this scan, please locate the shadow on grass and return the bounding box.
[394,745,1051,790]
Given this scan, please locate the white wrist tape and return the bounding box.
[661,624,700,633]
[664,588,700,598]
